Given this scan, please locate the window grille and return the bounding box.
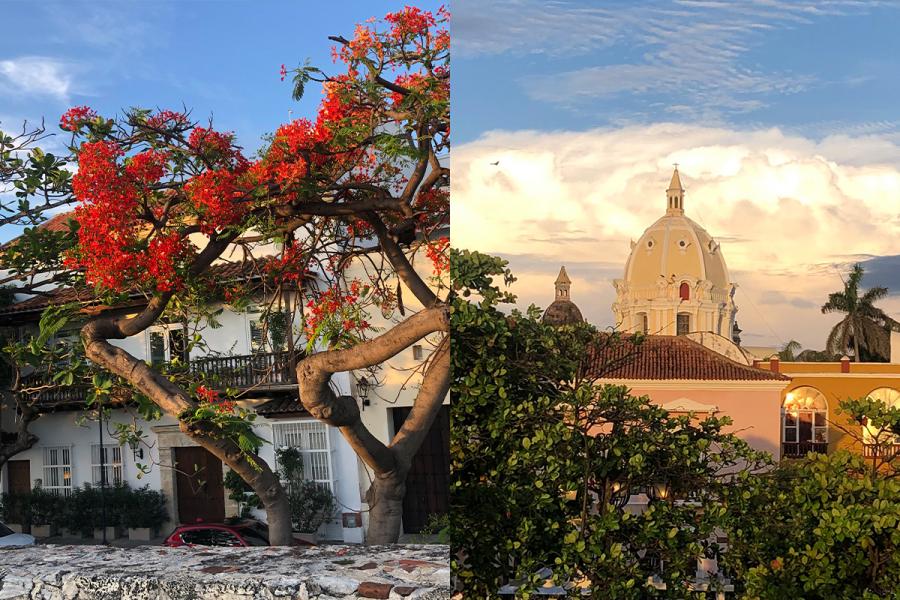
[42,447,72,496]
[272,421,334,491]
[91,444,123,486]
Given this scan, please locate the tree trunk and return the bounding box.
[366,470,408,544]
[0,391,39,471]
[297,315,449,544]
[853,321,861,362]
[181,425,293,545]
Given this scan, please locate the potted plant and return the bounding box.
[92,481,120,541]
[124,486,168,541]
[287,479,336,543]
[29,486,63,538]
[277,447,336,542]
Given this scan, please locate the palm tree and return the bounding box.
[821,264,890,362]
[777,340,802,361]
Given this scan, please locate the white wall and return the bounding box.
[3,408,169,495]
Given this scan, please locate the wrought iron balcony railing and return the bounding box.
[18,351,298,410]
[781,441,828,458]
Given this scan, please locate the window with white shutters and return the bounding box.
[272,421,334,491]
[42,447,72,496]
[91,444,123,486]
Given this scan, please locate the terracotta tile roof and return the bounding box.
[36,212,77,233]
[255,397,308,417]
[585,334,789,382]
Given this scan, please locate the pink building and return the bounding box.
[586,335,790,459]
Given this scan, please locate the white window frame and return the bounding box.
[42,446,73,496]
[146,324,188,365]
[782,387,828,451]
[272,420,336,492]
[91,444,124,487]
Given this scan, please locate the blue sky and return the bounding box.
[454,0,900,142]
[453,0,900,351]
[1,0,442,159]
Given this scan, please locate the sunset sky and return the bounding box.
[453,0,900,352]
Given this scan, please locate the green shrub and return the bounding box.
[122,486,168,530]
[286,479,336,533]
[62,484,100,536]
[29,486,64,527]
[276,447,336,533]
[0,491,30,526]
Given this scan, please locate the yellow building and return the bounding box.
[754,357,900,459]
[612,168,738,339]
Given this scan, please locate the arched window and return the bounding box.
[679,282,690,301]
[676,313,690,336]
[782,387,828,458]
[862,388,900,456]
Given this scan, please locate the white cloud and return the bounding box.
[0,57,75,102]
[452,123,900,350]
[454,0,894,118]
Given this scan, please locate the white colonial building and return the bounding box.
[0,216,448,543]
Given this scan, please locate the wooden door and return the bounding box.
[7,460,30,495]
[7,460,31,523]
[392,405,449,533]
[174,447,225,524]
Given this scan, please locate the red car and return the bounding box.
[164,520,314,548]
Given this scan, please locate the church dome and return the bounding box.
[624,168,730,290]
[612,168,738,339]
[543,266,584,326]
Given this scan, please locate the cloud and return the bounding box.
[454,0,894,119]
[452,123,900,349]
[0,57,76,102]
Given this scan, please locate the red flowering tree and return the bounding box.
[2,6,449,544]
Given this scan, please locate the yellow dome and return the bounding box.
[624,213,730,290]
[612,167,737,338]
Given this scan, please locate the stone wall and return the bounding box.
[0,544,450,599]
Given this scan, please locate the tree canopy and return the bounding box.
[0,6,449,545]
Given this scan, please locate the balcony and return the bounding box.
[781,441,828,458]
[863,444,900,459]
[18,351,298,410]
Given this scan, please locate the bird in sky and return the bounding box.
[490,160,499,166]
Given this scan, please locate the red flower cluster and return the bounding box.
[263,244,310,285]
[196,385,235,414]
[425,236,449,276]
[188,127,243,167]
[280,64,288,81]
[185,168,248,234]
[66,138,190,293]
[304,280,371,344]
[60,106,98,132]
[385,6,436,39]
[125,149,169,184]
[146,110,189,129]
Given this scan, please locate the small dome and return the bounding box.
[543,265,584,326]
[543,299,584,326]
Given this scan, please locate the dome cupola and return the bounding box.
[543,266,584,326]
